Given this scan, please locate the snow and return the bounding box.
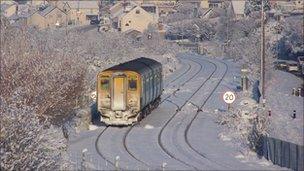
[144,124,154,129]
[88,125,99,131]
[265,69,304,145]
[67,53,285,170]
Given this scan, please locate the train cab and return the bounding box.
[97,57,162,125]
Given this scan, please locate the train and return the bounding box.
[97,57,163,125]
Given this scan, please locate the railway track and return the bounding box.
[122,57,204,169]
[94,55,230,170]
[94,126,112,166]
[157,57,217,170]
[183,58,230,168]
[159,57,231,169]
[161,56,233,170]
[94,58,201,170]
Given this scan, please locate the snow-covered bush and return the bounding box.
[0,17,85,169]
[166,18,216,42]
[0,17,86,122]
[0,96,67,170]
[163,3,198,23]
[278,16,304,59]
[217,97,269,155]
[245,0,270,15]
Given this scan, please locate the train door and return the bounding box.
[112,76,126,110]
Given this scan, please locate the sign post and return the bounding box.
[223,91,236,111]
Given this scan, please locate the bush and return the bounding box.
[0,17,85,169]
[0,17,86,122]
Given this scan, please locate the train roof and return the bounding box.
[104,57,162,76]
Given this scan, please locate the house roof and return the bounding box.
[38,5,56,16]
[109,1,138,11]
[115,6,137,20]
[0,3,15,12]
[110,1,138,19]
[67,1,99,9]
[231,0,245,15]
[209,0,223,3]
[141,3,157,14]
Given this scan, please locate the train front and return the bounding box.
[97,71,141,125]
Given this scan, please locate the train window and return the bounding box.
[129,77,137,90]
[100,77,109,90]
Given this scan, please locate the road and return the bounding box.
[68,53,282,170]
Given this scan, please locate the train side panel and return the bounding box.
[139,65,162,110]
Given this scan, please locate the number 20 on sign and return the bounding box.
[223,91,236,110]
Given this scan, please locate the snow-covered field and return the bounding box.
[266,70,304,145]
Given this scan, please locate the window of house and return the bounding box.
[129,20,131,23]
[128,77,137,91]
[100,77,109,90]
[136,10,140,14]
[125,23,129,26]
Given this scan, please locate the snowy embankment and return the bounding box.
[266,70,303,145]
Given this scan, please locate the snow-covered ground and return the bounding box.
[67,53,285,170]
[266,69,304,145]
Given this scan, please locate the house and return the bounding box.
[156,1,176,16]
[109,1,158,33]
[1,0,15,5]
[200,0,209,9]
[294,0,304,10]
[118,5,157,33]
[7,3,31,24]
[176,0,223,9]
[109,0,138,19]
[51,0,99,25]
[146,0,177,16]
[271,0,303,10]
[26,5,67,29]
[231,0,246,19]
[27,0,48,7]
[275,0,304,14]
[140,3,158,21]
[109,1,138,29]
[0,2,17,18]
[208,0,223,8]
[115,0,176,16]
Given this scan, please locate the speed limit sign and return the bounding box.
[223,91,236,104]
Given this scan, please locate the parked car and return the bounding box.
[90,19,100,25]
[273,61,288,70]
[287,63,299,72]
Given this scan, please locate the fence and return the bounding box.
[262,136,304,170]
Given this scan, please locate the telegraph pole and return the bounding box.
[260,0,266,106]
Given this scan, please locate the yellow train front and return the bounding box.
[97,57,163,125]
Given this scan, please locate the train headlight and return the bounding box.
[128,99,137,107]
